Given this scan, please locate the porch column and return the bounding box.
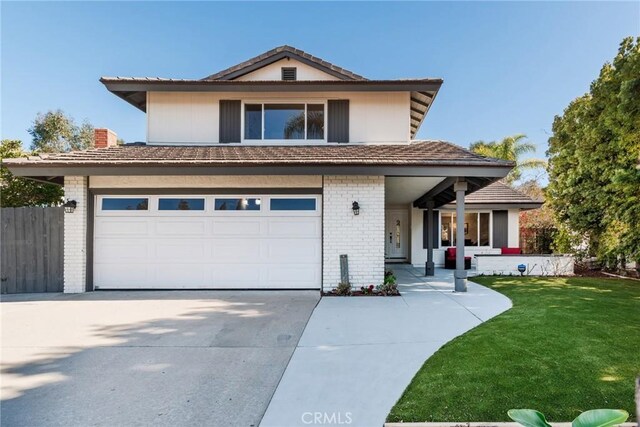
[425,200,435,276]
[454,179,467,292]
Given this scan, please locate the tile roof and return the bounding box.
[202,45,367,81]
[464,181,542,205]
[3,141,514,168]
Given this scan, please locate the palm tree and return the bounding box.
[469,134,547,185]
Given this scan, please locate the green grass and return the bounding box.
[388,276,640,423]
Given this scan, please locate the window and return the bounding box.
[101,198,148,211]
[440,212,490,247]
[214,198,261,211]
[270,198,316,211]
[158,198,205,211]
[281,67,297,81]
[244,103,325,141]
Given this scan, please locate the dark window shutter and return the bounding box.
[423,210,440,249]
[492,210,508,248]
[219,100,241,143]
[328,100,349,143]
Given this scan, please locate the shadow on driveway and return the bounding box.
[1,290,319,427]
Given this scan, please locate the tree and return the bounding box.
[517,180,556,254]
[470,134,547,185]
[547,37,640,267]
[28,110,94,153]
[0,140,63,207]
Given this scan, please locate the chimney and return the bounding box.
[94,128,118,148]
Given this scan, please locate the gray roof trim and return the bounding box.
[441,202,544,210]
[203,45,366,81]
[7,165,513,182]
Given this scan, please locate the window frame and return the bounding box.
[240,100,327,144]
[438,210,493,248]
[97,196,150,215]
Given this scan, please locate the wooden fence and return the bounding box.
[1,207,64,294]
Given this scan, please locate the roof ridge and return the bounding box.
[201,45,367,81]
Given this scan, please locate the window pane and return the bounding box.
[441,213,452,247]
[264,104,304,139]
[270,198,316,211]
[307,104,324,140]
[244,104,262,140]
[479,213,490,246]
[215,198,261,211]
[158,198,205,211]
[102,198,148,211]
[464,213,479,246]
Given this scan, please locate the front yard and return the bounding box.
[388,276,639,423]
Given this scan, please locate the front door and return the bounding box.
[386,209,408,260]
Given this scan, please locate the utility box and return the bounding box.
[340,254,349,284]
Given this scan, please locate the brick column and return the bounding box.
[63,176,88,293]
[322,175,385,290]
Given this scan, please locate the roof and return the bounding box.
[4,141,512,168]
[203,45,366,81]
[446,181,543,209]
[100,45,442,138]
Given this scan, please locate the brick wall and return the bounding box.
[322,175,385,290]
[63,176,88,293]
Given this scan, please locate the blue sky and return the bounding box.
[2,1,639,178]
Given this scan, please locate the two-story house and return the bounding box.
[4,46,541,293]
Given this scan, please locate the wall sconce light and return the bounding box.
[63,199,77,214]
[352,201,360,216]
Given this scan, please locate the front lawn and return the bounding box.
[388,276,639,422]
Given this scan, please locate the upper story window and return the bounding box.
[244,103,325,141]
[281,67,297,81]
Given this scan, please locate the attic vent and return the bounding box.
[281,67,297,81]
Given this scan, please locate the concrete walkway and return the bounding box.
[260,266,512,427]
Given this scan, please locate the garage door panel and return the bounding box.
[267,217,320,237]
[155,240,207,261]
[156,219,206,236]
[267,265,320,288]
[95,240,150,262]
[266,239,320,262]
[154,263,210,287]
[94,263,153,288]
[95,219,150,236]
[212,239,263,261]
[212,264,264,288]
[211,219,264,236]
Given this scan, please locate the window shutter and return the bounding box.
[492,210,508,248]
[423,210,440,249]
[328,100,349,143]
[219,100,241,143]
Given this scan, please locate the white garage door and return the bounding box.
[93,194,321,289]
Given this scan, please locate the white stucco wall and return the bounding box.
[89,175,323,188]
[234,58,341,81]
[508,209,520,247]
[64,176,88,293]
[147,91,410,144]
[323,176,385,290]
[476,255,574,276]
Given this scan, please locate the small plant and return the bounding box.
[360,284,375,295]
[508,409,629,427]
[384,271,397,285]
[334,282,352,296]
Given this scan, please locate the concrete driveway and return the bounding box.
[1,290,319,427]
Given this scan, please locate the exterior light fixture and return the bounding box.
[63,199,77,214]
[517,264,526,276]
[352,201,360,216]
